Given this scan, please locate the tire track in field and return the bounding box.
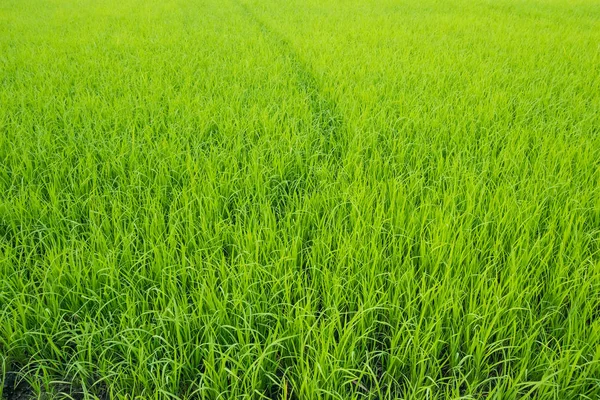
[233,0,346,161]
[231,0,341,355]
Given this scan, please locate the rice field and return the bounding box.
[1,0,599,398]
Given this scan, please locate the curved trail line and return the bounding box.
[231,0,346,315]
[233,0,346,154]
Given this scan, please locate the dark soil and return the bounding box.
[1,372,33,400]
[2,371,108,400]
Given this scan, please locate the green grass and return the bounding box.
[1,0,599,398]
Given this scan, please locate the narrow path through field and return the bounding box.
[232,0,347,161]
[229,0,349,328]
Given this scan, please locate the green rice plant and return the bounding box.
[1,0,599,398]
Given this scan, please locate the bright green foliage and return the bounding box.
[1,0,599,398]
